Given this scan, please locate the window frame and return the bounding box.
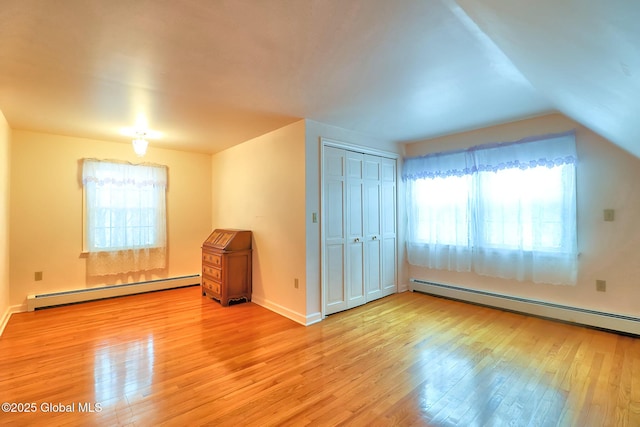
[410,162,575,254]
[402,130,578,285]
[81,159,168,254]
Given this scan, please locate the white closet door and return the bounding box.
[323,146,347,315]
[322,144,397,316]
[345,151,366,309]
[380,157,397,296]
[364,155,383,301]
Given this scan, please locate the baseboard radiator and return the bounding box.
[27,275,201,311]
[411,279,640,336]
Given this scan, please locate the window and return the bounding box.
[476,165,570,251]
[412,174,470,246]
[403,131,577,285]
[82,159,168,276]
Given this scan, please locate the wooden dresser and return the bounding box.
[201,229,252,306]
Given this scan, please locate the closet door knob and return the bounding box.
[354,238,360,242]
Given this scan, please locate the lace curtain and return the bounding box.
[403,131,578,285]
[82,159,168,276]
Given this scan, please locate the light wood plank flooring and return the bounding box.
[1,286,639,426]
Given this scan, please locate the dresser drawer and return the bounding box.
[202,252,222,267]
[202,265,222,281]
[202,277,221,295]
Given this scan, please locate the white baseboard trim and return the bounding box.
[305,311,323,326]
[0,305,24,336]
[26,275,201,311]
[0,306,10,336]
[251,294,319,326]
[411,279,640,336]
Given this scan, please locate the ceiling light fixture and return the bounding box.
[132,130,149,157]
[121,125,161,157]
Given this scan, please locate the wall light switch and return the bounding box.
[603,209,615,222]
[35,271,43,281]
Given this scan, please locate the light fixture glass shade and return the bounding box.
[132,137,148,157]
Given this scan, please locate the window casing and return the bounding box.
[403,131,578,285]
[82,159,168,275]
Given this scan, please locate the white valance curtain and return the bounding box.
[82,159,168,276]
[403,131,578,285]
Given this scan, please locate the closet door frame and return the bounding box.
[320,138,399,319]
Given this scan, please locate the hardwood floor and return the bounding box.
[1,286,638,426]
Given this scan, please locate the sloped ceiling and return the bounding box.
[455,0,640,158]
[0,0,637,155]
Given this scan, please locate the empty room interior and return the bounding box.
[1,1,639,425]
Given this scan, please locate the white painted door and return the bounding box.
[345,151,366,309]
[323,146,347,315]
[364,154,383,301]
[380,157,397,296]
[322,145,397,316]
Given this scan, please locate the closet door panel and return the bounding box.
[380,159,398,296]
[364,155,383,301]
[325,181,345,240]
[382,237,396,294]
[346,153,364,241]
[345,152,365,308]
[346,182,363,241]
[381,157,397,295]
[326,245,346,313]
[347,241,365,306]
[381,161,396,235]
[364,155,381,238]
[323,146,347,314]
[365,238,382,299]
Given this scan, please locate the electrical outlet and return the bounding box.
[603,209,615,222]
[294,278,299,289]
[596,280,606,292]
[35,271,43,281]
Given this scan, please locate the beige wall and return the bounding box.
[404,113,640,317]
[0,111,10,331]
[9,130,212,309]
[211,120,308,323]
[211,119,402,325]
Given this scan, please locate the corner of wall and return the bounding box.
[210,121,308,319]
[0,306,11,336]
[0,110,11,335]
[9,130,212,309]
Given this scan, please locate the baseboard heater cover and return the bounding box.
[411,279,640,336]
[27,275,201,311]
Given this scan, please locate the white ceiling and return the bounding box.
[0,0,638,156]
